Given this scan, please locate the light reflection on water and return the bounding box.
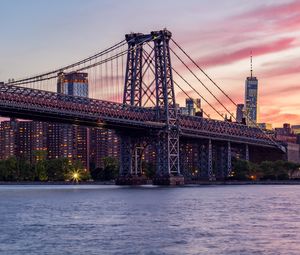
[0,185,299,255]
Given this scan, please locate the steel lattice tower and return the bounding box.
[120,30,180,181]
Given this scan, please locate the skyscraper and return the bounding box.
[89,128,120,169]
[0,119,17,159]
[17,121,48,162]
[245,54,258,126]
[56,72,89,170]
[181,98,203,116]
[236,104,244,123]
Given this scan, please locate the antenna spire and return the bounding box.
[250,50,253,78]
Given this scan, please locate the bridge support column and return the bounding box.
[153,131,184,185]
[227,142,232,177]
[116,134,147,185]
[198,139,214,180]
[245,144,249,161]
[215,141,232,180]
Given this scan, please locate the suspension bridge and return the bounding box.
[0,29,285,185]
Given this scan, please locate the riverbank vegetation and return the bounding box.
[230,159,300,181]
[0,156,90,182]
[0,151,299,183]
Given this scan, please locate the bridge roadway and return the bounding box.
[0,83,277,149]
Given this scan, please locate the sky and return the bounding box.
[0,0,300,127]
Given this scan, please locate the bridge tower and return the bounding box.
[117,29,184,185]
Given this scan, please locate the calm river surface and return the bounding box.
[0,185,299,255]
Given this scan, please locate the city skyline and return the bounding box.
[0,0,300,127]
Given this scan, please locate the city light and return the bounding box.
[71,170,81,183]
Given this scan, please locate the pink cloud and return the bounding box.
[262,85,300,97]
[238,1,300,20]
[194,37,295,68]
[260,110,300,127]
[174,1,300,69]
[261,61,300,78]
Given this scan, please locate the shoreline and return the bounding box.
[1,180,300,185]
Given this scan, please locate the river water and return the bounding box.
[0,185,299,255]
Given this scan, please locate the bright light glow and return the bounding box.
[71,170,81,182]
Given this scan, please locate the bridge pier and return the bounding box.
[215,141,232,180]
[245,144,249,161]
[116,134,148,185]
[152,131,184,186]
[196,139,214,180]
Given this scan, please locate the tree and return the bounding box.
[248,161,261,180]
[90,157,119,181]
[90,167,104,181]
[272,161,287,180]
[232,159,250,180]
[5,157,18,181]
[142,161,156,179]
[33,150,48,181]
[18,158,35,181]
[0,160,7,181]
[283,161,300,178]
[259,161,275,180]
[46,158,70,181]
[103,157,119,180]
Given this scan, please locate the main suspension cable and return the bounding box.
[7,40,127,85]
[171,39,282,150]
[170,47,236,121]
[172,67,224,119]
[173,80,210,118]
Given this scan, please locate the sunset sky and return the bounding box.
[0,0,300,127]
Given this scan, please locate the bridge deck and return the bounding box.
[0,84,278,149]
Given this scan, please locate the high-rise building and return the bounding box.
[57,72,88,97]
[17,121,32,160]
[236,104,244,123]
[180,98,203,117]
[245,55,258,126]
[56,72,89,170]
[47,123,61,160]
[17,121,48,162]
[89,128,120,169]
[31,121,48,161]
[0,119,17,159]
[257,123,272,131]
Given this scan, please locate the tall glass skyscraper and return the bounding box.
[245,56,258,126]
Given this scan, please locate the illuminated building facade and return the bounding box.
[90,128,120,169]
[56,72,89,169]
[47,123,60,160]
[17,121,32,160]
[0,119,17,159]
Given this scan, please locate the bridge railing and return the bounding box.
[0,84,157,124]
[178,114,276,146]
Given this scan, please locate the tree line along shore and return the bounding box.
[0,151,299,183]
